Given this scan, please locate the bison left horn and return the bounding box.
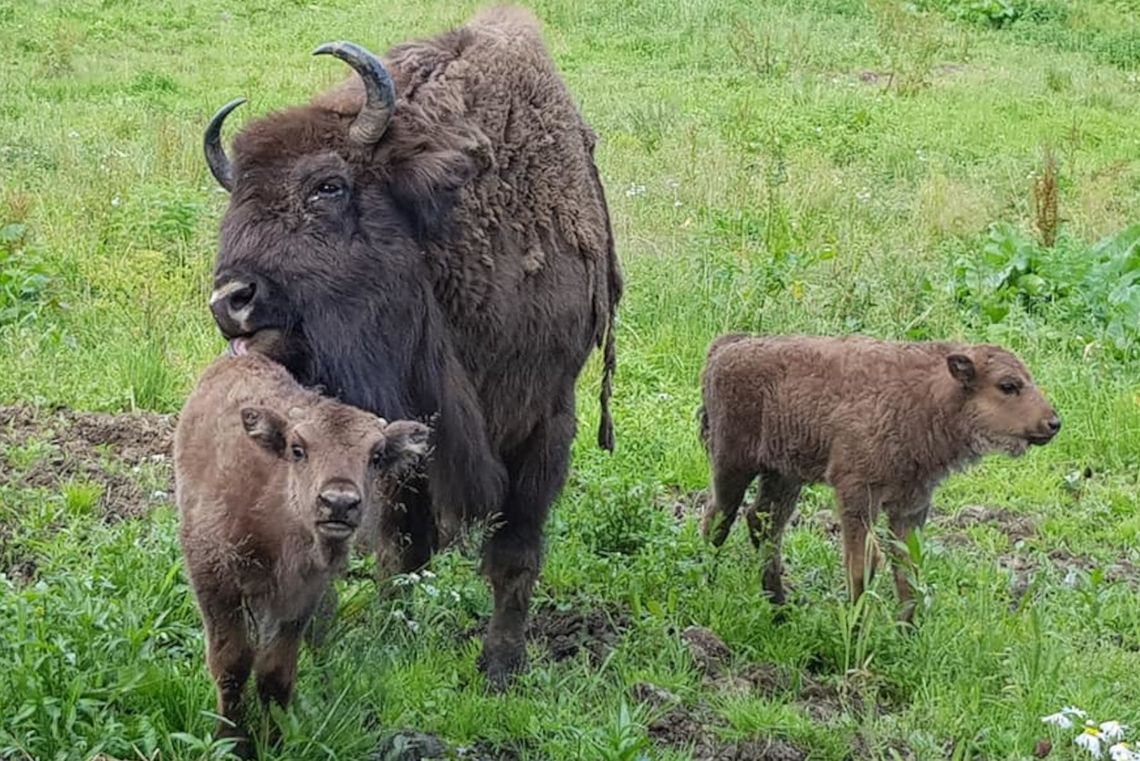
[204,98,245,192]
[313,41,396,146]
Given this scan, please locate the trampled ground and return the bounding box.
[2,0,1139,759]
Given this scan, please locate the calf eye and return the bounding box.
[290,444,307,462]
[998,381,1021,396]
[369,448,385,468]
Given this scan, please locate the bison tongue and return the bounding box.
[227,338,250,357]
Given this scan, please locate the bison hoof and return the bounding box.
[477,639,528,691]
[215,725,253,760]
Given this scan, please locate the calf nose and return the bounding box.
[209,278,258,338]
[1047,416,1062,434]
[318,488,362,523]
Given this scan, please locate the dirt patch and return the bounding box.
[936,505,1037,546]
[463,602,630,666]
[0,405,175,522]
[527,603,630,664]
[647,703,807,761]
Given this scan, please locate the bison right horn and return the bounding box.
[313,41,396,146]
[203,98,245,192]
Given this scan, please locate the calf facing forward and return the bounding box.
[699,335,1060,622]
[175,354,429,748]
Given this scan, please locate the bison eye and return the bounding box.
[290,444,307,462]
[998,381,1021,396]
[308,181,345,203]
[369,448,385,468]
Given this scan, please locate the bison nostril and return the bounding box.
[228,281,257,313]
[319,490,361,518]
[1047,417,1061,433]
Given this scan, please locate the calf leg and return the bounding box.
[744,471,802,605]
[478,394,576,689]
[200,590,255,755]
[887,494,931,625]
[700,466,756,547]
[253,619,305,748]
[836,485,882,604]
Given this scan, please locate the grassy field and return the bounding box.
[2,0,1140,758]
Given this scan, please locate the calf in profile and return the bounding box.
[175,353,430,750]
[699,335,1061,622]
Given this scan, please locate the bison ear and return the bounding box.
[240,406,288,456]
[372,420,432,472]
[946,354,977,389]
[388,143,481,241]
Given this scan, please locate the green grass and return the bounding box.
[2,0,1140,758]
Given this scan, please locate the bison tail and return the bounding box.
[597,316,616,452]
[697,404,710,453]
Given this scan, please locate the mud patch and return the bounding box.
[936,505,1037,546]
[0,405,175,521]
[527,603,630,664]
[464,602,630,666]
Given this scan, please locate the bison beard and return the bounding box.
[203,6,621,686]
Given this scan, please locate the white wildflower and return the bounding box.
[625,184,646,198]
[916,148,927,162]
[1075,722,1104,758]
[1043,712,1074,730]
[1062,707,1087,718]
[855,187,872,204]
[68,130,79,139]
[111,196,121,207]
[673,200,683,208]
[1110,743,1138,761]
[1100,723,1128,742]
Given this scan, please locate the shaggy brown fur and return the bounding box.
[175,353,429,751]
[698,334,1061,622]
[203,6,621,684]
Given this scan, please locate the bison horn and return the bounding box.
[204,98,245,192]
[313,41,396,145]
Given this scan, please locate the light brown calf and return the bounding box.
[175,353,429,751]
[699,335,1060,622]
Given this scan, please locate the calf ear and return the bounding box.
[373,420,432,471]
[240,406,288,456]
[946,354,977,388]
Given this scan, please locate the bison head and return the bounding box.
[241,403,430,543]
[203,42,477,420]
[946,347,1062,457]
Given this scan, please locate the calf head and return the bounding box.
[240,403,431,542]
[946,346,1061,457]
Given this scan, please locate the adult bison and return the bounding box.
[202,6,621,684]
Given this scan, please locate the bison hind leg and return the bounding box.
[743,471,802,607]
[701,466,756,547]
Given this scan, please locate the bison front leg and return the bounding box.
[201,591,255,757]
[887,492,932,626]
[479,401,576,689]
[253,619,305,747]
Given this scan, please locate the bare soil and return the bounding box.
[463,602,630,666]
[0,405,175,522]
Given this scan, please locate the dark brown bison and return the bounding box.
[201,6,621,683]
[175,353,429,750]
[698,335,1060,623]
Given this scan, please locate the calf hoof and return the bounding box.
[477,637,528,692]
[215,725,253,760]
